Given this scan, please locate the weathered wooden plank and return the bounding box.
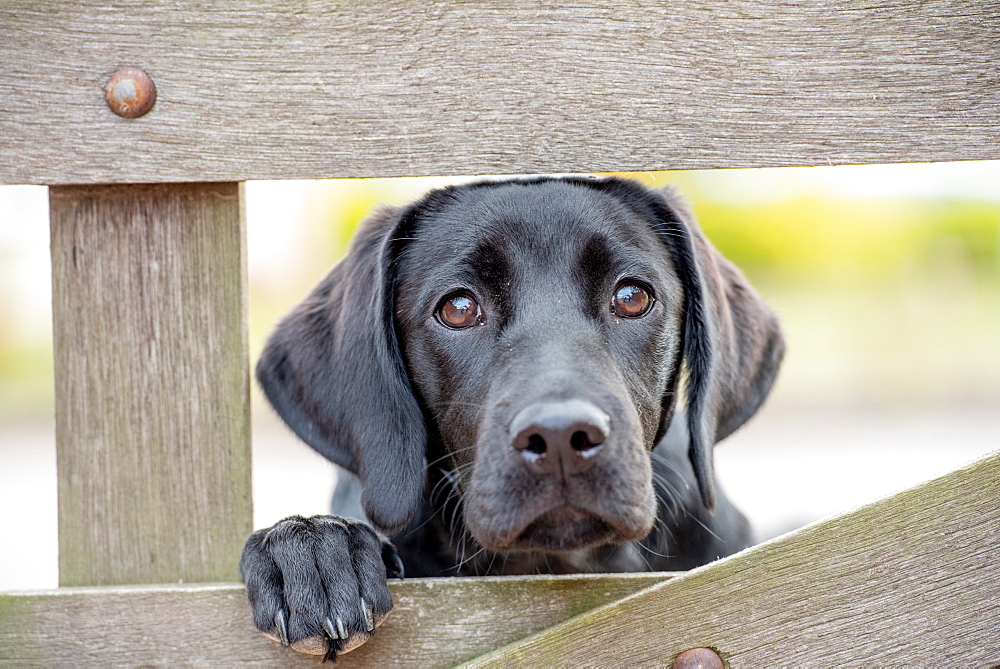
[0,573,672,666]
[1,1,998,185]
[50,183,251,586]
[466,450,1000,667]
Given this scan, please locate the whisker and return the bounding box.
[453,546,486,572]
[634,544,655,570]
[649,450,687,480]
[648,454,726,545]
[425,444,475,471]
[409,461,474,537]
[485,550,500,576]
[635,539,672,561]
[686,511,725,543]
[647,513,676,556]
[435,399,487,409]
[447,489,467,547]
[427,469,454,504]
[650,473,682,524]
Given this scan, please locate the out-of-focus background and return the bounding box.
[2,162,998,590]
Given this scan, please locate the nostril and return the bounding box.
[570,429,604,456]
[570,430,591,451]
[525,434,547,456]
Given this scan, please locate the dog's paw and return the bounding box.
[240,515,402,659]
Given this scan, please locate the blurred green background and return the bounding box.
[1,161,998,589]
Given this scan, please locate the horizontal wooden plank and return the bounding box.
[1,1,999,185]
[0,573,671,666]
[466,450,1000,666]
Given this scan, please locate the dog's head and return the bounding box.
[257,177,783,553]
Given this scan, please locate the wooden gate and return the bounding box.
[1,2,998,665]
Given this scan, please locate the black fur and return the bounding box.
[241,176,784,658]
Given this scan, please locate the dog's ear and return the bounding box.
[256,205,426,534]
[654,186,785,511]
[592,178,784,510]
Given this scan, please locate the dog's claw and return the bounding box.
[274,609,290,646]
[382,540,405,580]
[389,551,405,580]
[322,616,347,640]
[322,618,339,641]
[361,598,375,632]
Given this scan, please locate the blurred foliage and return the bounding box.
[290,171,1000,290]
[0,346,53,421]
[619,172,1000,287]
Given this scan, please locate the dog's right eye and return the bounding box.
[436,293,484,329]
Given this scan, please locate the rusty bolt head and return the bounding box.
[104,67,156,118]
[673,647,724,669]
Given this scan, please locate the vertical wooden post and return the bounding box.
[50,183,251,586]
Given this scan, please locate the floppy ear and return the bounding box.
[592,178,784,510]
[256,205,426,534]
[656,186,785,510]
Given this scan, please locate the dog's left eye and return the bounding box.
[436,292,484,329]
[611,282,654,318]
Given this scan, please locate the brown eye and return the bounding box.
[437,293,483,329]
[611,282,653,318]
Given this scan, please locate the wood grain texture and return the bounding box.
[466,450,1000,667]
[50,183,251,586]
[0,573,672,666]
[1,0,999,185]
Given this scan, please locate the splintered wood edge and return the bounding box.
[464,450,1000,667]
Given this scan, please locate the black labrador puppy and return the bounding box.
[240,176,783,658]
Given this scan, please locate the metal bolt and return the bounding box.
[104,67,156,118]
[673,647,724,669]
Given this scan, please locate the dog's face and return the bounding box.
[394,182,684,551]
[257,176,783,556]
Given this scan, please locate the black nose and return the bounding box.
[510,400,610,477]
